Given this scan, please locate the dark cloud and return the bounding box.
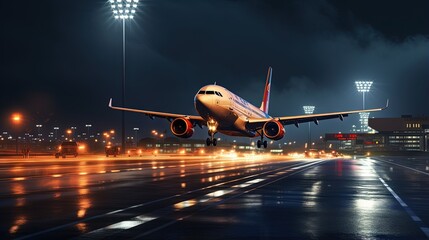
[1,0,428,141]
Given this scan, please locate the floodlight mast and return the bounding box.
[109,0,139,154]
[355,81,373,132]
[303,106,315,149]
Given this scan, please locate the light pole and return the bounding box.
[11,113,22,154]
[108,0,139,154]
[36,124,42,141]
[303,106,315,149]
[355,81,373,132]
[54,127,59,140]
[85,124,92,138]
[71,127,77,140]
[66,129,72,141]
[133,127,139,146]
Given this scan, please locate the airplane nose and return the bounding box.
[194,94,211,114]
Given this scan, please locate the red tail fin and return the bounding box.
[260,67,272,114]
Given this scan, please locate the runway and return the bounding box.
[1,154,428,239]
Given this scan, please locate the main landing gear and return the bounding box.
[257,136,268,149]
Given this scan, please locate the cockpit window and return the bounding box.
[205,91,215,95]
[198,91,206,94]
[216,91,223,97]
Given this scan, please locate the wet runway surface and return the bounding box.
[1,154,429,239]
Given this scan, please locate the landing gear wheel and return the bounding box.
[212,138,217,146]
[206,138,212,146]
[263,140,268,148]
[257,140,262,148]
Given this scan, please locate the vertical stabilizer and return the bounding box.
[260,67,272,114]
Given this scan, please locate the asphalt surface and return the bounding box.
[1,154,429,239]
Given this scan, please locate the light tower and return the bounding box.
[303,106,315,148]
[53,127,59,140]
[108,0,139,154]
[133,127,139,146]
[355,81,373,132]
[85,124,92,138]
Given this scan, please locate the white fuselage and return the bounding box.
[194,85,270,137]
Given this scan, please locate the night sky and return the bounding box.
[1,0,428,142]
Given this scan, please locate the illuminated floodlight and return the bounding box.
[303,106,315,149]
[355,81,373,132]
[303,106,315,115]
[355,80,373,110]
[109,0,138,20]
[355,81,373,93]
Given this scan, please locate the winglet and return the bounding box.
[108,98,113,108]
[384,99,389,109]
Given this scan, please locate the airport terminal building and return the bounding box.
[325,115,429,152]
[369,115,429,151]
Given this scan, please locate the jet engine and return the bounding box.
[170,117,194,138]
[263,120,285,140]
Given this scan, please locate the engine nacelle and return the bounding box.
[170,117,194,138]
[263,120,285,140]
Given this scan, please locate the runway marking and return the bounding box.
[366,160,429,239]
[15,159,320,240]
[80,215,156,239]
[80,178,269,238]
[372,157,429,177]
[378,177,408,207]
[131,160,327,239]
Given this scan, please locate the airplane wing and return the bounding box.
[246,100,389,130]
[108,98,206,126]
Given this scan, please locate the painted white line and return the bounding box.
[82,215,156,239]
[380,180,408,207]
[373,158,429,176]
[366,160,429,239]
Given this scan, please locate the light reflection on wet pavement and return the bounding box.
[0,155,428,239]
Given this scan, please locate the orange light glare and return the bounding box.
[11,113,22,124]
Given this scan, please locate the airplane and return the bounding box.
[109,67,388,148]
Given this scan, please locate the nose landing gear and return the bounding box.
[206,119,218,147]
[206,134,217,146]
